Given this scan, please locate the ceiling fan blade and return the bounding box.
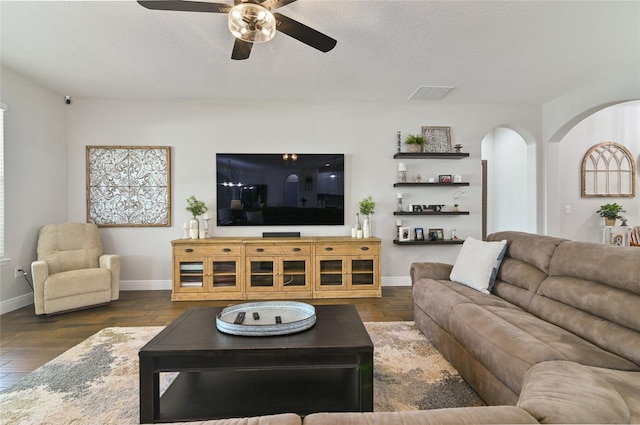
[259,0,298,10]
[231,39,253,60]
[273,13,336,53]
[137,1,231,13]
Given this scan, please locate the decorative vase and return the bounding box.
[189,218,199,239]
[363,215,371,238]
[605,218,616,226]
[407,144,421,153]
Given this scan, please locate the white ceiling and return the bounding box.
[2,0,639,104]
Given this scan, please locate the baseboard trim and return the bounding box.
[0,292,34,315]
[120,280,172,291]
[381,276,411,286]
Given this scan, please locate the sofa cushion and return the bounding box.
[37,223,103,274]
[530,276,640,369]
[591,366,640,423]
[44,268,111,300]
[517,361,630,424]
[303,406,538,425]
[487,231,565,275]
[450,237,507,293]
[200,413,301,425]
[448,303,638,394]
[413,279,521,334]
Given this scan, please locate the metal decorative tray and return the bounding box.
[216,301,316,336]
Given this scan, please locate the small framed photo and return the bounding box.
[428,228,445,240]
[439,174,452,183]
[399,226,411,242]
[412,204,423,212]
[415,227,424,240]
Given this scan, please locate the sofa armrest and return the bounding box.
[31,260,49,315]
[410,262,453,283]
[99,254,120,300]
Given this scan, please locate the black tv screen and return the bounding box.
[216,154,345,226]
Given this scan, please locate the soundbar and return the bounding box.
[262,232,301,238]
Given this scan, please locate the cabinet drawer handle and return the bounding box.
[256,248,264,252]
[184,248,194,253]
[223,248,231,252]
[324,247,333,251]
[292,247,301,252]
[361,246,370,251]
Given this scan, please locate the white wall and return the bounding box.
[0,67,67,313]
[65,99,541,288]
[555,100,640,242]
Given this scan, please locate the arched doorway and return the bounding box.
[482,127,536,237]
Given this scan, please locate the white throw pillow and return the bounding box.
[450,237,507,294]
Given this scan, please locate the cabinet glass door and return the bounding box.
[178,261,204,288]
[248,259,275,289]
[282,259,307,289]
[350,259,375,286]
[318,258,345,287]
[211,259,238,290]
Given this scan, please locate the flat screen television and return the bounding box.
[216,153,345,226]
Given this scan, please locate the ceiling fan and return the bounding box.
[137,0,337,60]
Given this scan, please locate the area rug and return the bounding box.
[0,322,482,424]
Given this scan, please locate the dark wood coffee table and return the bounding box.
[139,304,373,423]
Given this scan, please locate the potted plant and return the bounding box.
[359,196,376,237]
[186,196,208,239]
[597,203,625,226]
[404,134,427,153]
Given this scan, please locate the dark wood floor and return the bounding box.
[0,287,413,391]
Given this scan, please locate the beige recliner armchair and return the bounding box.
[31,223,120,315]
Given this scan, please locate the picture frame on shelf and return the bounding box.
[415,228,424,240]
[399,227,411,242]
[422,126,452,153]
[439,174,452,183]
[428,228,445,240]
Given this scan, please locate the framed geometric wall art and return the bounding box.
[86,146,171,226]
[581,141,636,198]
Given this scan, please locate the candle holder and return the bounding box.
[397,198,404,212]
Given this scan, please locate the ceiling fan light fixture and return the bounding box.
[228,3,276,43]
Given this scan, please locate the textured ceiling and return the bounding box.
[1,0,639,104]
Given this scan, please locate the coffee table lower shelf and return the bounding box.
[157,367,364,422]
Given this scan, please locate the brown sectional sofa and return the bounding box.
[186,232,640,424]
[411,231,640,423]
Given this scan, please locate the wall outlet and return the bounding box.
[14,266,25,279]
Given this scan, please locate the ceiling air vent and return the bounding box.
[409,86,454,101]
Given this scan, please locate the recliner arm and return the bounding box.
[31,260,49,315]
[410,262,454,284]
[99,254,120,300]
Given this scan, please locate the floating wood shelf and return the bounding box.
[393,182,469,187]
[393,152,469,159]
[393,239,464,245]
[394,211,469,216]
